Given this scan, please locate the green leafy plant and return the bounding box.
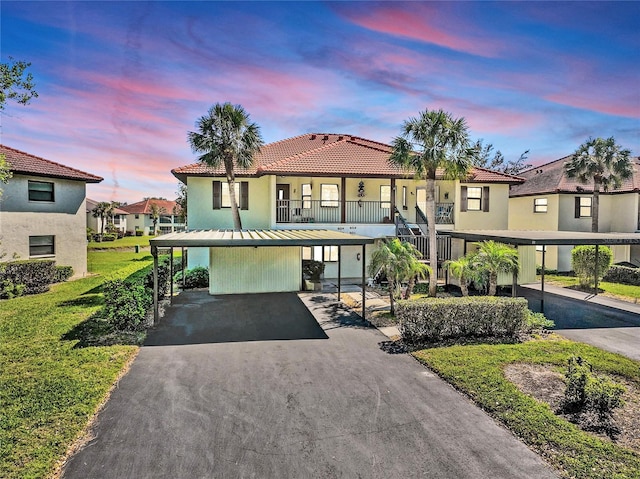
[302,260,325,281]
[174,267,209,289]
[571,245,613,288]
[0,279,25,299]
[0,259,56,294]
[102,279,151,330]
[524,310,555,332]
[53,266,73,283]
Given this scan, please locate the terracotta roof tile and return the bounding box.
[1,144,103,183]
[120,198,179,215]
[510,155,640,197]
[172,133,522,184]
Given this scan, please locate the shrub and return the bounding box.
[174,267,209,289]
[0,279,25,299]
[396,296,528,343]
[101,233,117,242]
[536,266,558,275]
[144,257,171,299]
[524,310,555,332]
[412,282,429,294]
[603,264,640,286]
[302,260,325,280]
[571,245,613,288]
[53,265,74,283]
[135,230,144,236]
[102,279,151,330]
[0,260,56,295]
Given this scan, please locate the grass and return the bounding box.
[543,274,640,302]
[88,235,153,250]
[0,249,153,479]
[413,337,640,479]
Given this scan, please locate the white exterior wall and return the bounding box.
[209,246,301,294]
[0,174,88,277]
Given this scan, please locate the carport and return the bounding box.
[449,230,640,311]
[149,229,375,323]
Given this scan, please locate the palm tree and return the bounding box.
[401,242,431,299]
[149,202,165,235]
[368,239,409,315]
[188,103,263,230]
[389,109,474,297]
[445,254,477,296]
[474,241,519,296]
[564,137,632,233]
[91,201,110,237]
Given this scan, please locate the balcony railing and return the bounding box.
[276,200,394,224]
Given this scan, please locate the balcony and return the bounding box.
[276,200,394,224]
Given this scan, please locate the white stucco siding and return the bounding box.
[209,246,301,294]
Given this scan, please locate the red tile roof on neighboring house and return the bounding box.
[172,133,523,184]
[1,144,103,183]
[510,156,640,197]
[86,198,129,215]
[120,198,179,215]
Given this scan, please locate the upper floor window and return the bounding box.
[380,185,391,209]
[28,181,54,202]
[460,186,490,212]
[575,196,592,218]
[402,186,408,210]
[212,181,248,210]
[321,184,339,207]
[534,198,548,213]
[29,235,55,256]
[302,183,312,209]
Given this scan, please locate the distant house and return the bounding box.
[120,198,185,235]
[86,198,128,234]
[509,155,640,271]
[0,145,103,277]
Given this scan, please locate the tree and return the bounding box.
[0,155,12,198]
[91,201,111,237]
[470,139,531,175]
[444,254,477,296]
[149,202,166,235]
[188,103,263,230]
[175,183,187,226]
[474,241,519,296]
[401,242,431,299]
[1,57,38,110]
[389,108,474,297]
[571,245,613,289]
[564,137,632,233]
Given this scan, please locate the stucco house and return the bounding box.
[172,133,524,282]
[86,198,128,235]
[509,155,640,271]
[0,145,103,278]
[120,198,185,235]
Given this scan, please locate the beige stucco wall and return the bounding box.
[209,246,301,294]
[508,194,560,231]
[456,183,510,230]
[0,174,88,277]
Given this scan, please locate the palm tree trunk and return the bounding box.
[226,173,243,230]
[461,283,469,296]
[405,275,415,299]
[426,177,438,297]
[488,273,497,296]
[389,278,395,316]
[592,180,600,233]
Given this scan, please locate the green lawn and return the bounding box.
[88,235,153,250]
[543,274,640,302]
[0,250,153,479]
[414,338,640,479]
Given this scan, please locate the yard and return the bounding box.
[543,274,640,303]
[0,250,153,479]
[87,235,154,250]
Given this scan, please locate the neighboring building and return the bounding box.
[172,133,523,277]
[509,155,640,271]
[120,198,185,235]
[86,198,128,234]
[0,145,103,278]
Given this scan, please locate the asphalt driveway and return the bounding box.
[63,291,556,479]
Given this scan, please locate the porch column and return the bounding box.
[152,245,159,324]
[337,245,342,301]
[361,244,366,321]
[341,177,346,223]
[541,246,546,313]
[594,245,599,295]
[170,247,174,305]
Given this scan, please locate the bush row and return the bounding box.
[0,260,56,297]
[603,265,640,286]
[173,267,209,289]
[396,296,529,343]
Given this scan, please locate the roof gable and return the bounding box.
[120,198,178,215]
[1,145,103,183]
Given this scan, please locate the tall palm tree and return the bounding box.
[389,109,474,296]
[474,241,519,296]
[564,137,632,233]
[149,202,165,235]
[401,241,431,299]
[444,254,477,297]
[188,103,264,230]
[91,201,110,236]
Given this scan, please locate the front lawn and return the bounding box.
[88,235,153,250]
[0,250,153,478]
[542,274,640,303]
[414,338,640,479]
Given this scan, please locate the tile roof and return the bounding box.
[510,155,640,197]
[1,144,103,183]
[173,133,523,184]
[120,198,179,215]
[86,198,129,215]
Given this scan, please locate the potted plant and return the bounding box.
[302,260,325,291]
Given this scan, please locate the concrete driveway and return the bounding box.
[519,285,640,361]
[63,291,556,479]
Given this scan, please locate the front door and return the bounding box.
[276,184,290,223]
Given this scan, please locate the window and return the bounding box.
[302,245,338,262]
[302,183,312,209]
[212,181,248,210]
[575,197,592,218]
[29,235,55,256]
[534,198,548,213]
[320,184,339,207]
[28,181,54,202]
[135,214,139,219]
[460,186,490,212]
[380,185,391,209]
[402,186,408,210]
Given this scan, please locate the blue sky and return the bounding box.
[2,1,639,203]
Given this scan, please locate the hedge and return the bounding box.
[396,296,528,343]
[0,259,56,295]
[603,265,640,286]
[53,265,74,283]
[174,267,209,289]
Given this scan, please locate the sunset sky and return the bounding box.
[2,1,638,203]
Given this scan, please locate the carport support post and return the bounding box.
[540,246,546,313]
[170,247,174,305]
[337,245,341,301]
[181,247,186,289]
[152,245,159,325]
[594,245,599,295]
[361,244,366,321]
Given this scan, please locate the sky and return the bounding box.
[1,1,639,203]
